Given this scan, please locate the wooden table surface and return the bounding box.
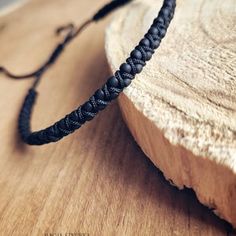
[0,0,234,235]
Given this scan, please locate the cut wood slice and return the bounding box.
[105,0,236,227]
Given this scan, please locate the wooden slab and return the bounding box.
[106,0,236,228]
[0,0,235,235]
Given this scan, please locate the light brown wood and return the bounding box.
[105,0,236,228]
[0,0,235,235]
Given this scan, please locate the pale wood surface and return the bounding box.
[106,0,236,228]
[0,0,235,235]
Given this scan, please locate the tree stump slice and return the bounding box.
[105,0,236,227]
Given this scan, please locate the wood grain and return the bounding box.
[0,0,235,235]
[106,0,236,228]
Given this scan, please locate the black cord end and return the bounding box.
[93,0,133,22]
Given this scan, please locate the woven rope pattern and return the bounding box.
[18,0,176,145]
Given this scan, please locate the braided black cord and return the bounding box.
[18,0,176,145]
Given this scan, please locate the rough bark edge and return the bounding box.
[118,92,236,227]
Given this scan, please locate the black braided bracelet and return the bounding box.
[2,0,176,145]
